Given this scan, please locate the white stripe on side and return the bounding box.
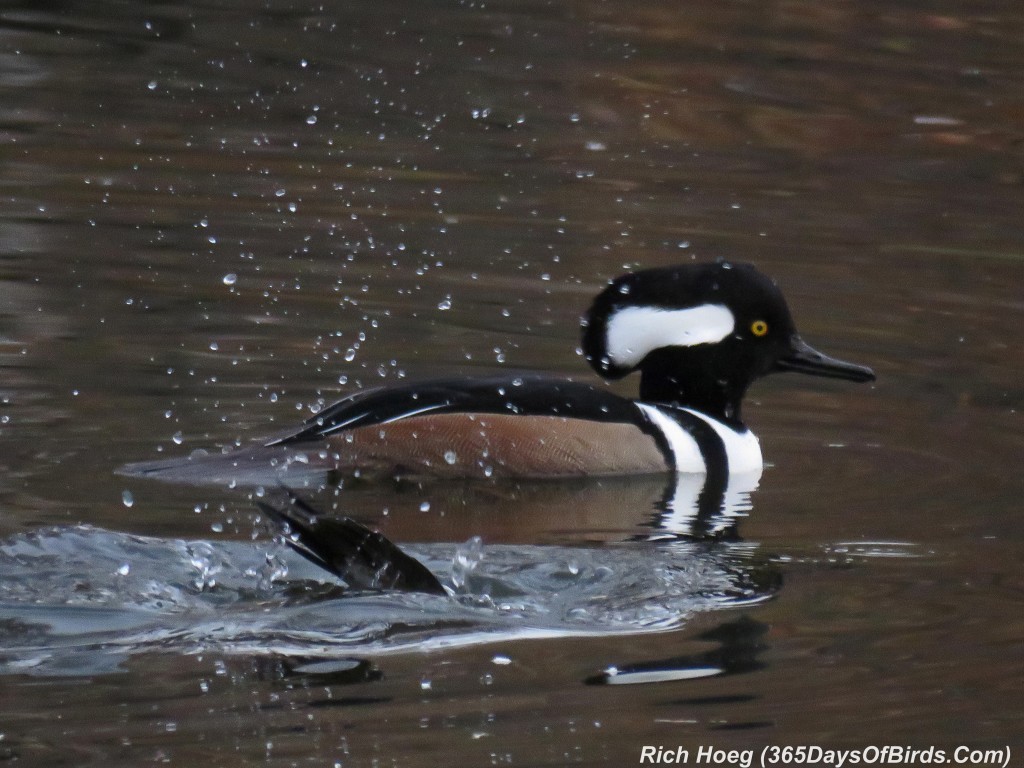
[635,403,764,538]
[679,407,763,474]
[605,304,735,368]
[635,403,705,474]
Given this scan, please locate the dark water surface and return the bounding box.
[1,1,1022,765]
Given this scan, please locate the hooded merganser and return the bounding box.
[123,261,874,483]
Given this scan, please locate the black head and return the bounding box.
[581,261,874,425]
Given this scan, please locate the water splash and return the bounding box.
[0,526,774,676]
[451,536,483,590]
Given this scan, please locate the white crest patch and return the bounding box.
[604,304,735,368]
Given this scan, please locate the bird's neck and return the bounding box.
[639,371,747,429]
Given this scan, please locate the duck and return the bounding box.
[121,261,874,485]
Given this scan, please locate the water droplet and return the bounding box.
[209,341,219,351]
[117,563,131,576]
[419,501,431,512]
[437,297,452,311]
[444,450,458,465]
[172,431,183,445]
[121,490,134,508]
[451,536,483,589]
[222,273,237,286]
[492,654,512,665]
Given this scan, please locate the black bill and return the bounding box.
[775,336,875,382]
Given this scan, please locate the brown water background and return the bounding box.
[0,1,1022,765]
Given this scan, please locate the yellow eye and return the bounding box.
[750,320,768,337]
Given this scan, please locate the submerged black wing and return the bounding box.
[259,491,446,596]
[267,374,641,446]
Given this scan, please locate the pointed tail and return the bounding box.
[258,490,446,596]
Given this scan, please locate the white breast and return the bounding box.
[634,403,763,475]
[680,407,763,474]
[634,403,706,473]
[636,404,763,538]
